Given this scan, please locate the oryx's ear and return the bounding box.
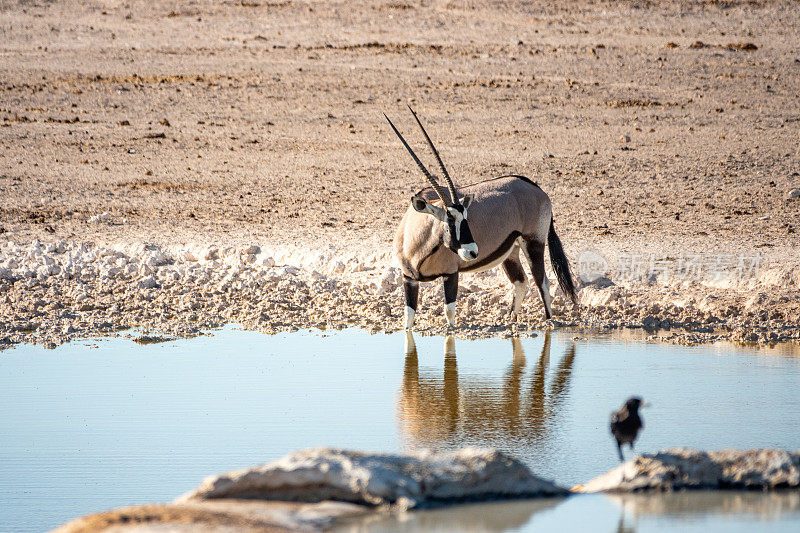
[460,194,475,210]
[411,195,446,221]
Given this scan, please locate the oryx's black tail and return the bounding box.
[547,218,578,304]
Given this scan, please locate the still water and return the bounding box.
[337,492,800,533]
[1,327,799,532]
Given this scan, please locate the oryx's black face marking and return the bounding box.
[412,194,478,261]
[443,203,478,260]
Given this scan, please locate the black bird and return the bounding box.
[610,397,646,462]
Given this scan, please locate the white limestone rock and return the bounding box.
[377,267,399,294]
[576,448,800,493]
[138,276,159,289]
[240,245,261,256]
[177,249,197,262]
[37,264,59,278]
[579,286,619,307]
[276,266,300,276]
[53,499,368,533]
[200,246,219,261]
[45,241,66,254]
[88,212,112,223]
[177,447,567,509]
[144,249,171,268]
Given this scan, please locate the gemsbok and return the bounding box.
[386,107,578,329]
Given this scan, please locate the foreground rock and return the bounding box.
[53,500,367,532]
[577,449,800,493]
[55,448,565,532]
[179,448,567,508]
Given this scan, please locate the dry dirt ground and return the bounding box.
[1,0,799,348]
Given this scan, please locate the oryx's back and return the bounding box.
[457,175,552,245]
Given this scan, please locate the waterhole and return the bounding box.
[1,327,799,531]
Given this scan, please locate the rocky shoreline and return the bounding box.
[1,238,799,350]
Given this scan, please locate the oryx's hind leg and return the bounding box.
[442,273,458,327]
[501,246,528,321]
[402,275,419,330]
[522,240,553,319]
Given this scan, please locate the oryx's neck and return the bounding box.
[410,219,450,281]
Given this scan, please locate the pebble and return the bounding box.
[788,189,800,200]
[88,212,112,224]
[201,246,219,261]
[178,250,197,262]
[139,276,159,289]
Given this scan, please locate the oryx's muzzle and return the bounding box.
[458,243,478,261]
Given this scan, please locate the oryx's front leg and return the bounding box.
[402,275,419,330]
[442,273,458,326]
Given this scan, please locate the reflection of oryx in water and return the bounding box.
[398,332,576,449]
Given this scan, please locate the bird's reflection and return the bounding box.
[399,331,576,451]
[605,490,800,533]
[616,510,636,533]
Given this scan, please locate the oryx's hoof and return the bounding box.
[444,302,456,327]
[404,306,416,330]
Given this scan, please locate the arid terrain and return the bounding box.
[1,0,799,347]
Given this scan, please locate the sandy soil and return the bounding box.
[1,0,799,348]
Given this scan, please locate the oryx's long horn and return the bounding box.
[407,105,458,206]
[384,113,450,206]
